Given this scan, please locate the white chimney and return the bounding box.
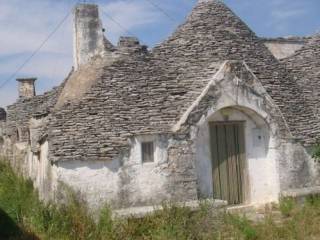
[16,78,36,98]
[73,4,105,70]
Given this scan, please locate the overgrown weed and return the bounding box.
[2,160,320,239]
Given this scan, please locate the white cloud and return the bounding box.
[0,0,73,55]
[271,8,306,20]
[267,0,308,34]
[0,0,75,108]
[0,53,72,80]
[0,0,316,109]
[101,0,166,44]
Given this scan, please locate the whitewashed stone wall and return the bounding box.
[53,134,196,210]
[194,107,280,204]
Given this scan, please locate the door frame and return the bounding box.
[209,120,250,205]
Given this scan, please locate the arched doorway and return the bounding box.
[209,121,245,205]
[195,105,280,205]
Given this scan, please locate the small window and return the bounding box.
[141,141,154,163]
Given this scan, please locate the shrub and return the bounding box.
[2,159,320,240]
[279,197,295,217]
[228,214,258,240]
[312,144,320,161]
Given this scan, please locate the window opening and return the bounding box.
[141,141,154,163]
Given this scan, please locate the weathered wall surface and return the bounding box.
[278,141,320,190]
[54,134,197,210]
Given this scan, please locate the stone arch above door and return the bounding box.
[194,105,281,205]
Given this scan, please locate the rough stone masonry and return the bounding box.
[0,0,320,211]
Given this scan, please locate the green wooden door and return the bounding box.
[210,122,245,205]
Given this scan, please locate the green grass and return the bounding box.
[1,159,320,240]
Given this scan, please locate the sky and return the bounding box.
[0,0,319,108]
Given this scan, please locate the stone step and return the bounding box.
[113,199,227,219]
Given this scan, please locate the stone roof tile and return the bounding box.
[46,0,320,162]
[281,34,320,119]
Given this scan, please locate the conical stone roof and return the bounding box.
[281,35,320,119]
[49,0,320,162]
[153,0,320,144]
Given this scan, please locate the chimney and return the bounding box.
[73,4,105,70]
[16,78,36,98]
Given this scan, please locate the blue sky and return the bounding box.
[0,0,319,108]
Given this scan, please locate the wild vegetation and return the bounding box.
[312,144,320,162]
[1,160,320,240]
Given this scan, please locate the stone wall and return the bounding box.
[278,141,318,190]
[52,134,197,210]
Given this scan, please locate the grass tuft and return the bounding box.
[279,197,295,217]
